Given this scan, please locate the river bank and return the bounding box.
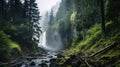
[0,50,63,67]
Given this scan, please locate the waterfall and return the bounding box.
[38,0,63,51]
[39,32,46,48]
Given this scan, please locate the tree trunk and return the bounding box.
[100,0,106,35]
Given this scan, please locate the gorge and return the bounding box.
[0,0,120,67]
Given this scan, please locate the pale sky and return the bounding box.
[36,0,60,15]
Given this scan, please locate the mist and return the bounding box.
[38,0,63,51]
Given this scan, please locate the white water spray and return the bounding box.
[39,32,46,48]
[38,0,63,51]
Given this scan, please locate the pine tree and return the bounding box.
[100,0,105,35]
[23,0,41,46]
[0,0,6,22]
[8,0,23,24]
[106,0,120,22]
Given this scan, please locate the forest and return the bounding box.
[0,0,120,67]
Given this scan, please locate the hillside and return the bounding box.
[48,0,120,66]
[0,0,120,67]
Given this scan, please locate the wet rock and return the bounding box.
[29,61,36,66]
[41,60,45,63]
[63,55,82,67]
[57,54,64,58]
[50,58,56,63]
[50,63,58,67]
[38,63,48,67]
[44,60,49,63]
[41,60,49,63]
[16,63,23,67]
[26,58,32,61]
[48,56,53,58]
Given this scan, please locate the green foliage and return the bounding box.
[49,0,102,48]
[50,0,75,47]
[0,0,40,61]
[0,31,21,61]
[64,21,120,66]
[70,11,77,25]
[55,0,120,66]
[10,42,21,52]
[76,24,101,51]
[0,31,11,61]
[106,0,120,21]
[64,23,101,56]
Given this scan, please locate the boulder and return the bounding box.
[63,55,82,67]
[50,58,57,63]
[48,56,53,58]
[56,54,64,58]
[29,61,36,66]
[38,63,48,67]
[50,63,58,67]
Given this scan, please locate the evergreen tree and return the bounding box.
[0,0,6,22]
[49,9,54,25]
[8,0,23,24]
[23,0,41,48]
[100,0,106,35]
[106,0,120,22]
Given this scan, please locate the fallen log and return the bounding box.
[79,57,91,67]
[89,41,120,57]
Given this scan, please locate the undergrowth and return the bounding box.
[64,21,120,66]
[0,31,21,61]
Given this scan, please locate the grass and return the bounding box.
[63,21,120,66]
[64,23,102,56]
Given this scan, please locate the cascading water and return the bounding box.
[39,32,47,48]
[21,1,63,67]
[38,0,63,51]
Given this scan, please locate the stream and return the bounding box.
[20,51,61,67]
[19,1,63,67]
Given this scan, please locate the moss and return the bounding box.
[10,42,21,52]
[0,31,21,61]
[0,31,11,61]
[64,23,102,56]
[70,11,77,25]
[63,21,120,66]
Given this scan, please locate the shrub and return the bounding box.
[0,31,11,62]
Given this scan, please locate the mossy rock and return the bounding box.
[29,61,36,66]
